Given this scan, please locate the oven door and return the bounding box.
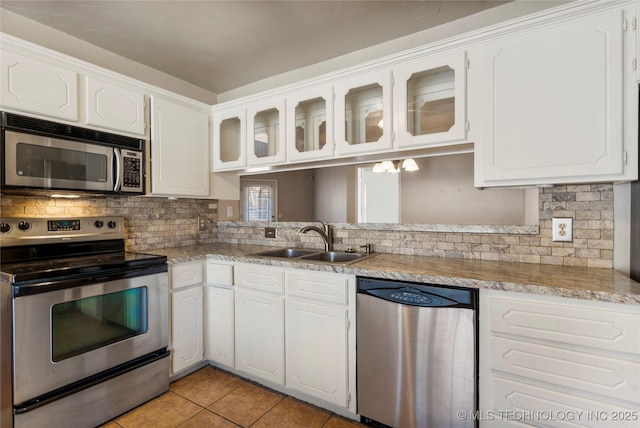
[12,272,168,405]
[3,130,115,192]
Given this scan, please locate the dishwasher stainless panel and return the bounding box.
[357,277,477,428]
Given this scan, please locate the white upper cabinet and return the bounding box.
[1,50,78,122]
[212,106,247,171]
[334,70,393,156]
[246,98,287,166]
[150,96,210,197]
[286,86,334,162]
[84,76,145,136]
[394,51,467,149]
[477,9,627,187]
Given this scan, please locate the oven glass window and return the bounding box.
[16,142,108,182]
[51,287,148,362]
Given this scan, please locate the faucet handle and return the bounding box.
[360,243,373,254]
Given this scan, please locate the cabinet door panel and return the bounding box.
[171,262,204,290]
[480,10,624,184]
[235,264,284,294]
[247,98,286,166]
[334,70,393,156]
[205,286,234,367]
[212,107,246,171]
[286,87,334,162]
[235,289,284,384]
[85,76,145,135]
[286,271,348,304]
[151,96,209,196]
[286,299,348,407]
[489,296,640,355]
[171,286,204,374]
[395,51,467,149]
[1,50,78,121]
[492,377,640,428]
[492,336,640,402]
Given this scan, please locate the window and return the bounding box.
[241,180,277,221]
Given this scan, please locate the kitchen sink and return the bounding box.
[299,251,367,263]
[248,248,375,265]
[251,248,318,258]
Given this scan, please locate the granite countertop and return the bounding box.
[148,243,640,305]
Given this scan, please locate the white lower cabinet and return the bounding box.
[234,288,285,385]
[205,262,235,368]
[480,290,640,427]
[234,264,285,385]
[170,262,204,375]
[286,299,348,407]
[227,263,356,415]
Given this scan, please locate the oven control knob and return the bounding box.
[95,220,104,228]
[108,221,117,229]
[0,223,10,233]
[18,221,31,231]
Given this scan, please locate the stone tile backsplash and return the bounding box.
[1,184,615,267]
[0,195,218,252]
[217,185,615,268]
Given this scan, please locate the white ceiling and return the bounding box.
[0,0,513,94]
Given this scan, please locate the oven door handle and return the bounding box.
[113,148,122,192]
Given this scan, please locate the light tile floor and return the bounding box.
[102,366,366,428]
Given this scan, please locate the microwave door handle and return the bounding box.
[113,148,122,192]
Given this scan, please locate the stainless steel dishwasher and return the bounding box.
[357,277,478,428]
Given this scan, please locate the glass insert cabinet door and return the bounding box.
[334,70,393,156]
[395,51,467,149]
[246,98,286,166]
[213,106,246,171]
[286,87,334,162]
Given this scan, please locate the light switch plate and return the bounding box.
[552,217,573,242]
[265,227,276,238]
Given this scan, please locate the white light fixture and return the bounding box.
[380,160,395,171]
[50,194,81,199]
[372,162,386,173]
[373,158,420,173]
[402,158,419,171]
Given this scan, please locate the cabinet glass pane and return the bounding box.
[344,83,383,145]
[294,98,326,153]
[220,117,241,163]
[406,66,455,136]
[253,108,280,159]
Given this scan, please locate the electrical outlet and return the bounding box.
[197,215,206,231]
[552,217,573,242]
[265,227,276,238]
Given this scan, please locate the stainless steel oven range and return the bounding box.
[0,216,169,428]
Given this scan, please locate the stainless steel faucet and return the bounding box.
[300,220,333,251]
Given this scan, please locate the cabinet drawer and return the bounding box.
[489,296,640,355]
[235,264,284,294]
[207,262,233,286]
[171,262,204,290]
[492,377,639,427]
[491,337,640,403]
[286,270,349,305]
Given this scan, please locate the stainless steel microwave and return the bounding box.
[1,112,145,195]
